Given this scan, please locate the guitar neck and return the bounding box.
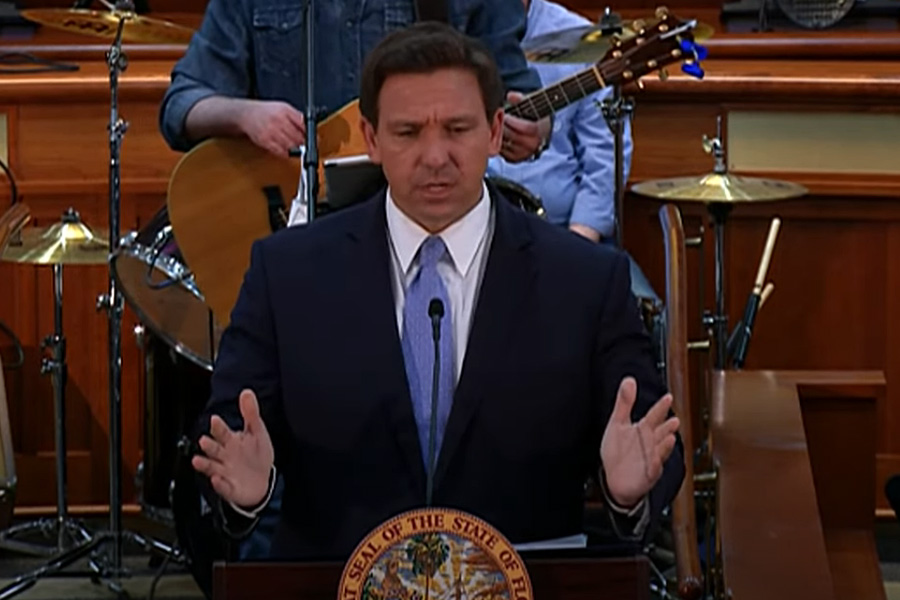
[505,66,605,121]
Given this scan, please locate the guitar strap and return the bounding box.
[413,0,448,23]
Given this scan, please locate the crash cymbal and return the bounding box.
[522,22,632,63]
[522,16,714,64]
[20,8,194,45]
[631,173,808,203]
[2,209,109,265]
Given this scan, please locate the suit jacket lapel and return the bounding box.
[434,188,536,487]
[348,194,427,493]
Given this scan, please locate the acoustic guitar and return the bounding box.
[167,10,706,327]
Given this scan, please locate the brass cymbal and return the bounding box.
[2,209,109,265]
[20,8,194,45]
[631,173,808,203]
[522,18,714,64]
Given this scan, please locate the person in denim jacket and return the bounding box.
[159,0,550,162]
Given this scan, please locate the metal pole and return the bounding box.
[304,0,318,222]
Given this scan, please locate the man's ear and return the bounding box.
[487,108,504,157]
[360,117,382,164]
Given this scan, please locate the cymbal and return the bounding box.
[20,8,194,45]
[522,18,714,64]
[2,210,109,265]
[631,173,808,203]
[522,23,632,64]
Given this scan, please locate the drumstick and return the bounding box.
[733,218,782,369]
[754,218,781,293]
[760,282,775,308]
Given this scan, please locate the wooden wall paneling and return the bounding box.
[0,74,175,507]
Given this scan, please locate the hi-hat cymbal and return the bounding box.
[2,209,108,265]
[522,18,714,64]
[631,173,808,203]
[20,8,194,45]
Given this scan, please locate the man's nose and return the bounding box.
[419,132,451,169]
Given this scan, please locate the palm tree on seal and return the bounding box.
[406,533,450,600]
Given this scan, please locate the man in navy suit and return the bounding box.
[191,22,684,560]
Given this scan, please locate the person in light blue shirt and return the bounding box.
[488,0,633,243]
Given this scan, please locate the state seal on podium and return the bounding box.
[338,508,533,600]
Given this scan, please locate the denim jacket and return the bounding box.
[159,0,540,151]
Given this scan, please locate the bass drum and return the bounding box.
[136,328,234,599]
[172,438,237,599]
[136,330,210,524]
[112,206,221,370]
[487,175,545,217]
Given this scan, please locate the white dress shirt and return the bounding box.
[385,181,494,382]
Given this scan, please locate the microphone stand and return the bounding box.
[303,0,320,222]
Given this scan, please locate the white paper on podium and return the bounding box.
[512,533,587,552]
[287,145,308,227]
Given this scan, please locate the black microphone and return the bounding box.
[887,474,900,520]
[425,298,444,507]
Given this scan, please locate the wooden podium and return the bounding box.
[212,554,651,600]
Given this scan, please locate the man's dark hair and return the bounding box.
[359,22,505,128]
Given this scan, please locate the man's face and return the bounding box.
[361,68,503,233]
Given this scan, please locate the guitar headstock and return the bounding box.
[596,8,707,88]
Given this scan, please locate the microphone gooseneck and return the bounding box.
[425,298,444,507]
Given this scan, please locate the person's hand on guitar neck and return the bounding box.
[185,97,307,157]
[501,91,551,163]
[192,389,275,510]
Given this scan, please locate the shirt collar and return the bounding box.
[385,180,491,278]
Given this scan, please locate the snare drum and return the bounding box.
[112,206,220,370]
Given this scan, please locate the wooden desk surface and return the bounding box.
[712,370,886,600]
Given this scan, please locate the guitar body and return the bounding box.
[167,100,369,327]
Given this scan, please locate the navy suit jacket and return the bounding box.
[200,184,684,560]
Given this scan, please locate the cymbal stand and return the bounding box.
[0,215,92,555]
[700,118,730,370]
[595,7,631,247]
[92,1,184,581]
[600,84,634,248]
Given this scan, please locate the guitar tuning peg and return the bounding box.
[636,78,645,90]
[681,61,705,79]
[655,6,669,19]
[694,43,709,61]
[631,19,646,32]
[658,68,669,82]
[680,39,709,61]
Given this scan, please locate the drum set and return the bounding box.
[0,3,212,599]
[0,4,807,600]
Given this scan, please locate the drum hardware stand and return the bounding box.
[0,214,92,556]
[0,11,180,600]
[699,121,730,371]
[598,84,634,249]
[92,2,185,580]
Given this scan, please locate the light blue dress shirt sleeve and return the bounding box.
[486,0,634,239]
[568,85,632,236]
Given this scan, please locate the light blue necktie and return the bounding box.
[400,235,455,474]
